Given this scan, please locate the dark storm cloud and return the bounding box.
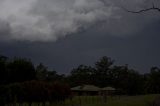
[0,0,160,41]
[0,0,118,41]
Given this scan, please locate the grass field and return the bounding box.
[63,94,159,106]
[5,94,159,106]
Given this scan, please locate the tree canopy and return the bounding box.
[0,54,160,105]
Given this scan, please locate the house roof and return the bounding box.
[71,85,100,91]
[101,87,116,91]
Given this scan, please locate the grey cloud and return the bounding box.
[0,19,11,40]
[0,0,160,42]
[0,0,117,42]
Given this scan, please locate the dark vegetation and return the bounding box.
[0,81,70,106]
[0,56,70,106]
[68,56,160,95]
[0,55,160,105]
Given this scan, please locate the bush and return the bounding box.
[0,81,71,105]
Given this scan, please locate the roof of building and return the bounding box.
[71,85,101,91]
[101,87,116,91]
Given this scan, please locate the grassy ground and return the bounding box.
[64,94,159,106]
[5,94,159,106]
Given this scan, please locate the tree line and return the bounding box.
[0,56,66,84]
[0,55,70,106]
[68,56,160,95]
[0,55,160,105]
[0,81,70,106]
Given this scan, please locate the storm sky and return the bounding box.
[0,0,160,74]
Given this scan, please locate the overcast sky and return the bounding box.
[0,0,160,74]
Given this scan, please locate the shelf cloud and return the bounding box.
[0,0,118,42]
[0,0,159,42]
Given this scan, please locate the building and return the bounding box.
[71,85,101,96]
[101,87,116,96]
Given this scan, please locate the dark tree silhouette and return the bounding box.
[110,65,144,95]
[36,63,48,81]
[93,56,114,87]
[0,55,8,85]
[145,67,160,94]
[7,58,36,83]
[68,65,94,86]
[0,81,71,106]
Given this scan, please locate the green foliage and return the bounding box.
[145,67,160,94]
[36,63,48,81]
[69,65,94,86]
[0,55,65,85]
[1,54,160,100]
[95,56,114,71]
[0,55,8,84]
[0,81,71,105]
[93,56,114,87]
[110,66,145,95]
[0,85,10,105]
[36,63,66,82]
[7,58,36,83]
[68,56,145,95]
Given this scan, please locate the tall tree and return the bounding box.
[110,65,144,95]
[35,63,48,81]
[93,56,114,87]
[68,65,94,86]
[7,58,36,83]
[0,55,8,84]
[46,70,66,82]
[145,67,160,93]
